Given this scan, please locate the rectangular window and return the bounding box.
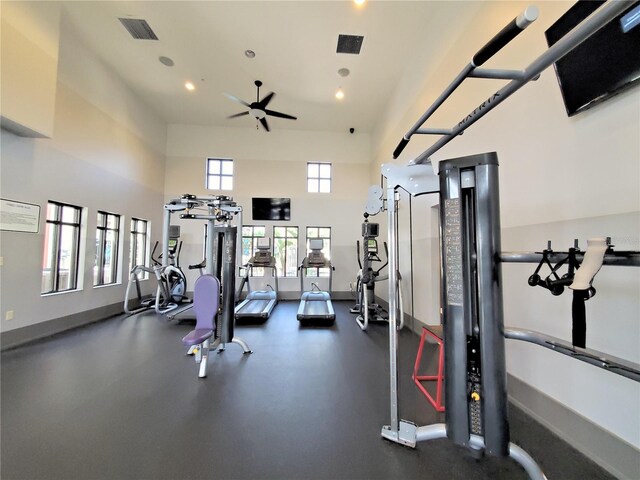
[206,158,234,191]
[241,225,266,276]
[305,226,331,277]
[94,211,121,286]
[307,162,331,193]
[274,226,298,277]
[130,218,149,279]
[42,201,82,294]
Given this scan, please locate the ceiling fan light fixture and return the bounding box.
[337,68,350,77]
[335,88,345,100]
[250,108,266,119]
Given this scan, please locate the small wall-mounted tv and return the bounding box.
[252,197,291,221]
[545,1,640,116]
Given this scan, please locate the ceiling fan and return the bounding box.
[224,80,297,132]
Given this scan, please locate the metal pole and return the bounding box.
[412,0,632,164]
[206,205,215,276]
[162,207,171,267]
[386,187,400,433]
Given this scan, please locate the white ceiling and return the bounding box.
[60,1,468,134]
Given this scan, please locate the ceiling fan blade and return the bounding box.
[265,109,297,120]
[259,117,270,132]
[223,92,250,108]
[258,92,275,108]
[228,111,250,119]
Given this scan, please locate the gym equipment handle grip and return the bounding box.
[472,6,538,66]
[570,238,608,290]
[393,138,410,159]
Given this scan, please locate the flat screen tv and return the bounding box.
[252,197,291,221]
[545,1,640,116]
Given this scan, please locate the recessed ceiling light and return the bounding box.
[338,68,350,77]
[185,81,195,91]
[245,49,256,58]
[354,0,366,6]
[159,56,174,67]
[335,88,345,100]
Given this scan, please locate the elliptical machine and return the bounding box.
[124,226,189,315]
[351,214,389,330]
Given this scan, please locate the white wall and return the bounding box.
[0,7,167,333]
[371,0,640,449]
[165,124,372,295]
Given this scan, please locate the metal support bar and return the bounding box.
[505,328,640,382]
[415,128,463,136]
[468,68,537,81]
[500,251,640,267]
[386,187,400,434]
[392,6,538,159]
[412,0,633,164]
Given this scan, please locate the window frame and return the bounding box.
[273,226,299,278]
[94,211,121,287]
[206,157,234,191]
[41,201,83,295]
[130,218,150,280]
[306,162,332,193]
[305,226,331,278]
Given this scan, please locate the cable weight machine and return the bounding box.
[163,194,251,354]
[378,2,638,479]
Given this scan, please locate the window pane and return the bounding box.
[255,226,266,237]
[287,227,298,237]
[97,212,106,228]
[286,239,298,277]
[319,179,331,193]
[135,233,146,266]
[220,176,233,190]
[307,163,319,177]
[221,160,233,175]
[58,225,79,290]
[47,203,58,220]
[208,159,221,174]
[208,176,221,190]
[242,226,253,236]
[242,238,252,264]
[307,179,318,192]
[62,206,78,223]
[319,228,330,238]
[274,227,285,237]
[307,227,317,237]
[107,214,119,229]
[41,223,57,293]
[319,163,331,178]
[104,230,117,284]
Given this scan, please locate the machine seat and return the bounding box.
[182,328,214,346]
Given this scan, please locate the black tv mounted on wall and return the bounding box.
[545,0,640,116]
[252,197,291,221]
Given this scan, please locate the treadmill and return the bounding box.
[297,239,336,323]
[235,238,278,320]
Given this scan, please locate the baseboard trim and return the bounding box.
[1,302,124,351]
[508,374,639,480]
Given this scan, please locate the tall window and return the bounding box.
[307,162,331,193]
[130,218,149,279]
[207,158,233,190]
[274,226,298,277]
[94,211,120,286]
[306,226,331,277]
[241,225,266,276]
[42,201,82,294]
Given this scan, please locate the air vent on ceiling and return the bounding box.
[118,18,159,40]
[336,34,364,54]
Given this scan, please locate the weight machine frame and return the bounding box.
[379,2,637,479]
